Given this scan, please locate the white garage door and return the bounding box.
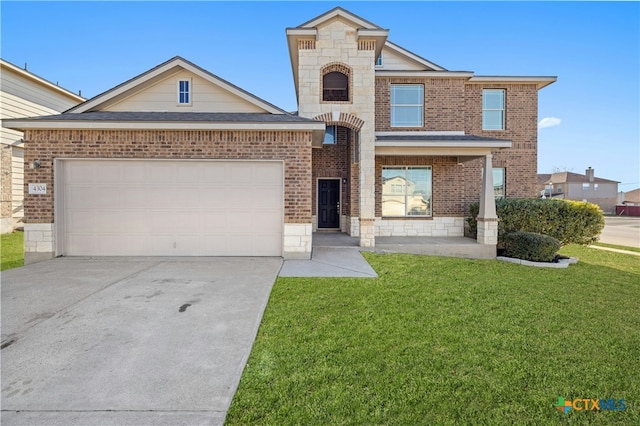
[61,160,283,256]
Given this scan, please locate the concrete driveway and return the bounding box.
[1,257,282,426]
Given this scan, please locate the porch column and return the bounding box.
[477,154,498,245]
[359,131,376,247]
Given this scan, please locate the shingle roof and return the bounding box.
[14,111,319,123]
[544,171,619,184]
[537,174,552,185]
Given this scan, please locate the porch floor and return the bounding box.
[313,231,496,259]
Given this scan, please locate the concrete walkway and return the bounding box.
[1,257,281,426]
[279,247,378,277]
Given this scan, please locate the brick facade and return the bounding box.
[22,129,313,224]
[372,78,539,214]
[464,83,539,209]
[375,156,465,217]
[375,77,467,132]
[312,126,352,217]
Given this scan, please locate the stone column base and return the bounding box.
[359,218,375,247]
[477,218,498,245]
[24,223,55,264]
[283,223,312,259]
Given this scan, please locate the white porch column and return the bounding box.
[477,154,498,245]
[359,131,376,247]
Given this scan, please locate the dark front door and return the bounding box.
[318,179,340,229]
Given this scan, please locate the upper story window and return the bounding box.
[178,79,191,105]
[391,84,424,127]
[375,53,383,67]
[482,89,505,130]
[323,72,349,102]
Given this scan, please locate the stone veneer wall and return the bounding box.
[376,217,464,237]
[296,18,376,246]
[22,129,313,260]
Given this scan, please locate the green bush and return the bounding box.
[502,231,561,262]
[467,198,604,246]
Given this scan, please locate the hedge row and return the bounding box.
[468,198,604,246]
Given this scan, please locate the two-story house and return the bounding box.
[4,7,555,263]
[538,167,619,213]
[1,59,84,234]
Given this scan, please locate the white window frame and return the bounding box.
[323,125,337,145]
[493,167,506,199]
[482,89,505,130]
[391,84,424,128]
[382,166,432,217]
[177,78,192,106]
[375,53,383,68]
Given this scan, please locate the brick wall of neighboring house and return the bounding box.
[464,83,539,210]
[375,156,465,217]
[375,77,467,131]
[1,145,12,228]
[312,126,351,216]
[22,129,313,224]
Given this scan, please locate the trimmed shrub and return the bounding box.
[467,198,604,246]
[503,231,561,262]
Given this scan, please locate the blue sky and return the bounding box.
[2,1,638,191]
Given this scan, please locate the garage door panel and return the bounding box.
[148,163,175,183]
[67,164,96,184]
[251,187,282,208]
[63,160,283,256]
[253,163,283,184]
[67,186,118,210]
[121,164,147,182]
[175,164,201,183]
[95,164,122,183]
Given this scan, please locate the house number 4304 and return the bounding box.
[28,183,47,195]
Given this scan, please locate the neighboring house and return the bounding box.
[0,59,84,234]
[617,188,640,216]
[538,167,619,213]
[4,7,555,263]
[622,188,640,206]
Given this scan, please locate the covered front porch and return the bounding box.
[313,231,495,259]
[374,131,510,250]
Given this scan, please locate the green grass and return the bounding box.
[1,231,24,271]
[590,242,640,253]
[227,246,639,425]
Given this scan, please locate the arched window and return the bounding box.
[323,72,349,102]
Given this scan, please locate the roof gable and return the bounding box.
[378,41,446,72]
[546,171,620,184]
[296,6,383,30]
[68,57,286,115]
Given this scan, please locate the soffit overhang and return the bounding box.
[375,133,512,157]
[467,76,557,90]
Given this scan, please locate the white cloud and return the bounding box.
[538,117,562,129]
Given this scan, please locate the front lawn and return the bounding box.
[227,245,639,425]
[1,231,24,271]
